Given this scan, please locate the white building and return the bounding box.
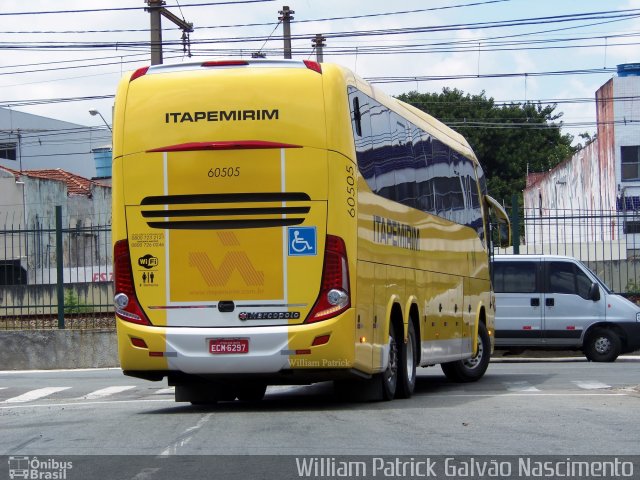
[0,166,111,285]
[0,107,111,179]
[522,63,640,258]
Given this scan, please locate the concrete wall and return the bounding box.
[0,282,113,316]
[0,329,118,370]
[522,140,620,246]
[1,173,112,281]
[0,169,24,225]
[596,79,617,205]
[523,140,611,213]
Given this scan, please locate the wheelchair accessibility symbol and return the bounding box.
[288,227,317,256]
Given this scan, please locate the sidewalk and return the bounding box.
[492,350,640,362]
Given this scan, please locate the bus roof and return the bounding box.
[117,59,479,164]
[332,64,478,163]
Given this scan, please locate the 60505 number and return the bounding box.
[208,167,240,178]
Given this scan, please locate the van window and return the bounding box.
[493,261,537,293]
[547,261,593,299]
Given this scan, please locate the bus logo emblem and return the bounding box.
[288,227,317,256]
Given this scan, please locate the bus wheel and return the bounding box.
[379,324,400,400]
[584,328,621,362]
[175,383,219,405]
[441,322,490,383]
[236,383,267,402]
[397,321,417,398]
[175,381,238,404]
[335,324,400,402]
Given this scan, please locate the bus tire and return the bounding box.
[396,321,417,398]
[378,323,400,400]
[175,383,219,405]
[584,328,621,362]
[441,322,490,383]
[176,381,238,404]
[236,383,267,402]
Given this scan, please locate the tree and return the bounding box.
[396,88,577,205]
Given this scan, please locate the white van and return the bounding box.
[492,254,640,362]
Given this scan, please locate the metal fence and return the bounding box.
[0,206,114,330]
[4,204,640,330]
[497,206,640,294]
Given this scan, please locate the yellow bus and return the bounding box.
[112,59,509,403]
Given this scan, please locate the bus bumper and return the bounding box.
[117,311,356,377]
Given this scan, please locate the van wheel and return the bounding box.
[584,328,621,362]
[396,321,418,398]
[442,322,490,382]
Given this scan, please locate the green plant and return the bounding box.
[63,289,93,314]
[625,280,640,295]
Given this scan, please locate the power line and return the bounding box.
[366,67,618,84]
[1,70,634,109]
[0,0,512,34]
[0,95,115,107]
[3,9,640,49]
[0,31,637,78]
[0,52,150,71]
[0,1,275,17]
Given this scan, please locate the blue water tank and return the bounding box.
[617,63,640,77]
[92,147,112,178]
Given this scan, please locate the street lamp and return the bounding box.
[89,109,112,132]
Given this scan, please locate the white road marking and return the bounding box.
[2,387,71,403]
[0,392,628,411]
[158,413,214,456]
[503,381,540,392]
[79,386,136,400]
[0,399,173,410]
[573,380,611,390]
[129,468,162,480]
[153,387,175,395]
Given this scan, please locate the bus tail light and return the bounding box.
[130,66,149,82]
[307,235,350,323]
[303,60,322,74]
[113,240,151,325]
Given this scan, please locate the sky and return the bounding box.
[2,0,640,145]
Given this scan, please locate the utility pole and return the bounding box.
[312,34,326,63]
[145,0,194,65]
[278,6,294,59]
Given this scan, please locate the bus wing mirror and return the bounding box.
[589,282,601,302]
[485,194,511,248]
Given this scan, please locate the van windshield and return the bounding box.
[578,260,613,294]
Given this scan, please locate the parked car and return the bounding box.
[492,254,640,362]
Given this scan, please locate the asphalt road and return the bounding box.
[1,358,639,453]
[0,358,639,479]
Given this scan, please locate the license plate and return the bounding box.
[209,338,249,354]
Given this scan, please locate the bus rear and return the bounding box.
[112,60,357,402]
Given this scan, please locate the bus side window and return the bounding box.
[390,113,415,209]
[370,103,392,197]
[352,96,362,137]
[348,88,373,189]
[416,133,435,214]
